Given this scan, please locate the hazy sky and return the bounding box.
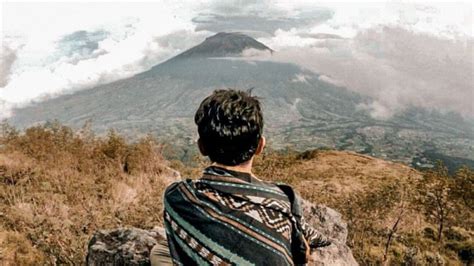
[1,0,473,119]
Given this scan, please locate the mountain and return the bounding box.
[169,32,272,60]
[8,32,474,170]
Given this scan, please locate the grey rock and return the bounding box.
[301,199,349,243]
[301,200,358,266]
[86,227,166,266]
[87,202,358,265]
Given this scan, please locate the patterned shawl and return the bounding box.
[163,166,329,266]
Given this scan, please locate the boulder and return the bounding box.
[301,199,358,265]
[87,227,166,266]
[87,202,358,265]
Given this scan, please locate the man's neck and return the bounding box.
[213,159,253,175]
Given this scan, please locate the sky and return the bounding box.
[1,0,473,119]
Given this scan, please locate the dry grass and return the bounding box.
[253,149,473,265]
[0,122,176,265]
[0,123,472,265]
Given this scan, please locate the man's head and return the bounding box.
[195,89,264,166]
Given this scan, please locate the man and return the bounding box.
[154,89,330,265]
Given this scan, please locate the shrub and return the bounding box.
[423,226,437,241]
[0,122,173,265]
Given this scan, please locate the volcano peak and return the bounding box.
[172,32,272,60]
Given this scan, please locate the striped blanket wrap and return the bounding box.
[163,166,328,265]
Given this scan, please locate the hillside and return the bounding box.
[8,32,474,172]
[279,150,421,194]
[252,149,473,264]
[1,124,472,265]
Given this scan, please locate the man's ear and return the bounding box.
[197,138,208,156]
[255,136,266,156]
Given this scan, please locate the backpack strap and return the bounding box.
[275,184,309,265]
[276,184,303,218]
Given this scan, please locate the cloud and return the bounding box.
[0,100,12,119]
[151,30,210,65]
[193,11,333,35]
[251,2,473,118]
[290,74,309,84]
[0,2,206,118]
[0,45,17,87]
[193,0,334,35]
[307,2,472,39]
[241,48,272,57]
[357,101,396,120]
[258,26,473,118]
[1,1,472,121]
[318,74,344,87]
[54,30,110,64]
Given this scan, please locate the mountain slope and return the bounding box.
[9,32,474,169]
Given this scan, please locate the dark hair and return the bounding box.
[194,89,264,166]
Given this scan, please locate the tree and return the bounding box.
[449,166,474,234]
[0,120,19,145]
[417,161,455,242]
[342,182,408,263]
[383,187,410,264]
[452,166,474,210]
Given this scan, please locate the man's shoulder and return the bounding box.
[163,179,199,201]
[164,181,181,194]
[272,182,296,196]
[164,179,190,195]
